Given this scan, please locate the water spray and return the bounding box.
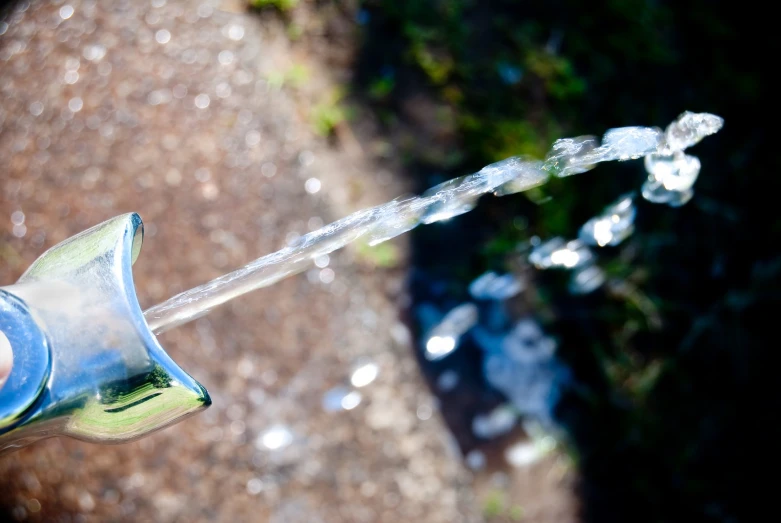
[0,112,722,452]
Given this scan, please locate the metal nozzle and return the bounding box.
[0,213,211,453]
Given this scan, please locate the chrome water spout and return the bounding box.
[0,213,210,454]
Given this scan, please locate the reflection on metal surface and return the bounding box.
[0,214,210,453]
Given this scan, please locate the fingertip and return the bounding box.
[0,330,12,390]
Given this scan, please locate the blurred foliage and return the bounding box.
[482,489,505,519]
[266,62,310,90]
[249,0,299,12]
[149,363,172,389]
[354,239,401,269]
[310,88,351,137]
[482,488,525,522]
[351,0,779,521]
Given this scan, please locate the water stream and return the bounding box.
[143,112,722,335]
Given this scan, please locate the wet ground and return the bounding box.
[0,1,577,521]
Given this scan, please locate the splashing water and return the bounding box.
[143,112,723,334]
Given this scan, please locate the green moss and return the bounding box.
[311,97,349,137]
[509,505,525,521]
[355,240,401,268]
[482,490,505,519]
[249,0,298,12]
[409,42,454,85]
[368,76,396,101]
[267,63,310,91]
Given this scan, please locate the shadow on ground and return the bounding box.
[345,1,780,521]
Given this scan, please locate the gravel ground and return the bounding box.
[0,1,576,521]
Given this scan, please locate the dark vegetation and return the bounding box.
[349,1,779,521]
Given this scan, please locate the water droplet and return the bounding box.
[216,82,231,99]
[230,420,246,435]
[465,449,486,470]
[543,136,599,177]
[423,303,478,360]
[469,271,524,300]
[419,176,481,224]
[350,362,378,387]
[59,5,74,20]
[579,194,636,247]
[226,24,244,41]
[644,152,700,192]
[304,178,321,194]
[26,499,41,514]
[83,44,106,62]
[217,50,234,65]
[437,370,460,392]
[502,318,557,362]
[261,162,277,178]
[425,335,456,359]
[201,182,219,200]
[257,425,293,450]
[172,84,187,98]
[416,403,433,420]
[505,441,543,467]
[194,93,210,109]
[529,238,593,269]
[299,150,315,166]
[63,70,79,84]
[78,492,95,512]
[29,101,43,116]
[472,405,517,439]
[194,167,211,182]
[341,390,361,410]
[318,268,334,284]
[497,62,523,85]
[245,129,261,147]
[490,157,548,195]
[569,264,606,294]
[662,111,724,154]
[68,97,83,112]
[164,168,182,186]
[322,387,362,412]
[247,478,264,495]
[600,126,663,161]
[147,89,172,105]
[155,29,171,44]
[314,254,330,268]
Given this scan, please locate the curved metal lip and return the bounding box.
[0,289,52,432]
[67,212,213,442]
[0,213,211,449]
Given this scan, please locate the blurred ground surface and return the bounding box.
[0,1,576,522]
